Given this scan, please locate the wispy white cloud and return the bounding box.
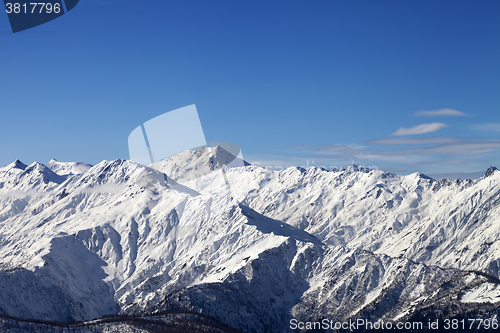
[402,159,468,167]
[367,136,463,146]
[471,123,500,133]
[295,139,500,159]
[413,108,469,117]
[307,144,365,153]
[411,140,500,155]
[391,123,448,136]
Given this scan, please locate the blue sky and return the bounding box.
[1,0,499,178]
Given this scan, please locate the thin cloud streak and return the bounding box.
[391,123,448,136]
[413,108,469,117]
[400,159,467,167]
[309,144,365,153]
[471,123,500,133]
[367,136,464,146]
[295,139,500,159]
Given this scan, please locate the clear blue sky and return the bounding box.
[1,0,499,178]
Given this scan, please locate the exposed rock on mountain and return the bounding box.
[0,148,498,332]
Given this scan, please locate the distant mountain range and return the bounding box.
[0,147,498,332]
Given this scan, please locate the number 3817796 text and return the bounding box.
[5,3,61,14]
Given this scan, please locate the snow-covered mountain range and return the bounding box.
[0,147,499,332]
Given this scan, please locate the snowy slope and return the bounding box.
[243,164,500,276]
[0,154,320,327]
[0,149,499,332]
[46,159,93,176]
[0,160,66,192]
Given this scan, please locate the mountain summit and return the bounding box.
[485,166,498,178]
[0,150,499,332]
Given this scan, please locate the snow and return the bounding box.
[461,281,500,303]
[243,163,500,276]
[47,159,93,176]
[0,150,499,332]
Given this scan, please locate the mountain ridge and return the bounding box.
[0,150,499,332]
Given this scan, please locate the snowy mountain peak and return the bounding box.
[72,159,146,188]
[0,161,66,193]
[11,159,27,170]
[330,164,374,174]
[406,171,434,181]
[22,162,66,184]
[25,161,55,173]
[46,159,93,176]
[484,166,498,178]
[149,145,248,188]
[346,163,362,173]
